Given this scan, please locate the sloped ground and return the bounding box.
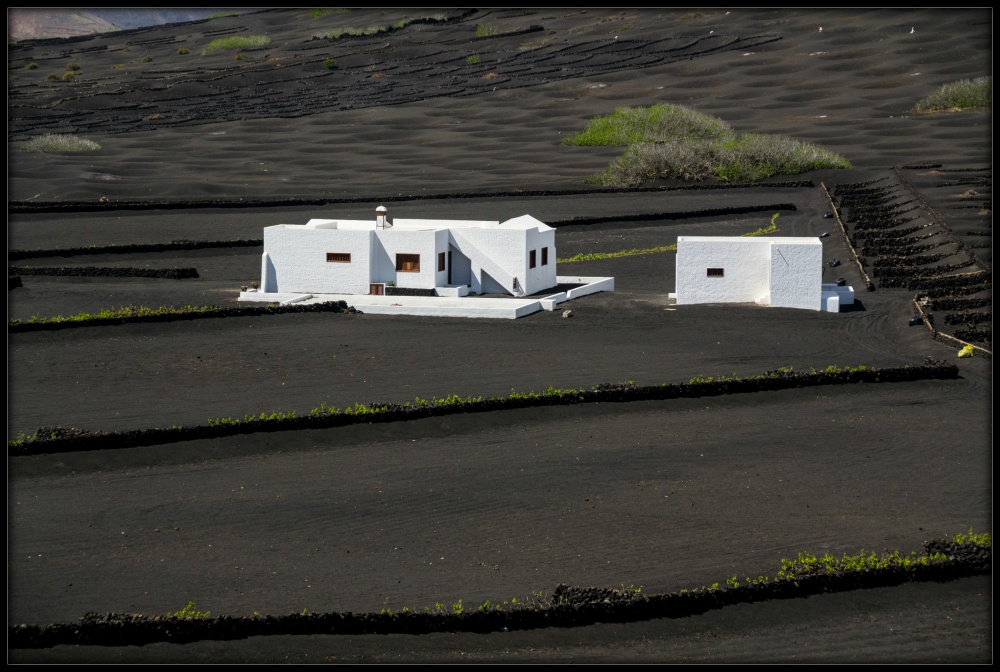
[7,7,992,663]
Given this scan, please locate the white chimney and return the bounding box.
[376,205,390,229]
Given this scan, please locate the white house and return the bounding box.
[674,236,852,312]
[260,206,557,298]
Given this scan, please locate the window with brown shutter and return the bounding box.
[396,253,420,272]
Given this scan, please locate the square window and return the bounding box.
[326,252,351,263]
[396,253,420,272]
[438,252,446,272]
[541,247,548,266]
[707,268,724,277]
[529,249,537,269]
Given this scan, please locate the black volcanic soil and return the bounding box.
[7,8,992,663]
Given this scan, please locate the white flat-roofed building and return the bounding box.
[260,206,557,297]
[675,236,844,312]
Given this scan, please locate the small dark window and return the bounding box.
[326,252,351,263]
[541,247,549,266]
[438,252,446,272]
[396,253,420,273]
[707,268,724,277]
[529,249,537,269]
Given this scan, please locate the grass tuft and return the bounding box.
[914,76,991,113]
[21,133,100,153]
[202,35,271,55]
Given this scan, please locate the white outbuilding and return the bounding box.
[260,206,557,298]
[675,236,852,312]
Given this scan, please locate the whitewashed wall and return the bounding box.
[263,225,371,294]
[675,237,771,305]
[373,229,439,289]
[769,239,822,310]
[676,237,824,311]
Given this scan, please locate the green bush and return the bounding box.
[176,47,190,55]
[572,103,851,185]
[46,73,59,81]
[466,53,481,65]
[562,103,732,146]
[475,23,501,37]
[61,71,76,81]
[23,62,38,70]
[914,76,991,113]
[65,62,81,71]
[315,25,386,39]
[323,58,338,69]
[140,54,153,63]
[202,35,271,55]
[309,8,351,19]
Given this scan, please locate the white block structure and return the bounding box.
[675,236,828,311]
[260,207,557,298]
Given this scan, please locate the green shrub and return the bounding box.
[315,25,386,39]
[574,104,851,186]
[309,8,350,19]
[202,35,271,55]
[233,53,249,61]
[46,73,59,81]
[323,58,338,69]
[23,62,38,70]
[475,23,501,37]
[176,47,190,55]
[562,103,732,146]
[61,71,77,81]
[466,53,481,65]
[140,54,152,63]
[65,62,81,71]
[914,76,991,113]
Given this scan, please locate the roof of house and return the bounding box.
[677,236,820,245]
[269,214,553,233]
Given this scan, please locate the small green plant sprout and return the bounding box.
[21,133,101,153]
[380,598,392,615]
[323,58,338,69]
[166,600,211,619]
[726,575,740,588]
[451,599,464,615]
[301,607,310,616]
[958,344,975,358]
[466,53,481,65]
